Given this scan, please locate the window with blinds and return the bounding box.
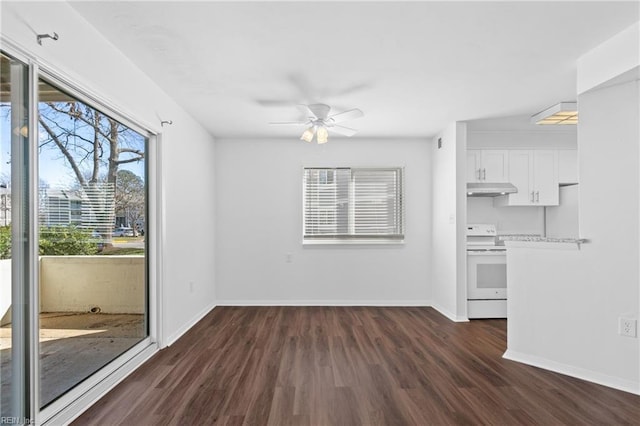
[303,167,404,242]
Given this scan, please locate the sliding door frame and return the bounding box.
[4,46,39,425]
[1,38,163,425]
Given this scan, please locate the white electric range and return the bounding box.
[466,224,507,319]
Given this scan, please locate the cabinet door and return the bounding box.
[534,150,559,205]
[506,150,533,205]
[467,150,481,182]
[481,150,509,182]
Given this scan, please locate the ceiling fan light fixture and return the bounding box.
[270,103,363,144]
[316,126,329,144]
[531,102,578,125]
[300,126,315,142]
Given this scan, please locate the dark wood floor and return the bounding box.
[73,307,640,425]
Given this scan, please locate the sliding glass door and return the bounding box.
[0,49,154,423]
[37,78,149,408]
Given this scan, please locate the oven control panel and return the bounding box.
[467,224,497,236]
[467,224,498,247]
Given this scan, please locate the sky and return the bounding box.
[1,103,146,189]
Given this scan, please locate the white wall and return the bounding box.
[506,244,638,393]
[576,78,639,387]
[545,185,579,238]
[1,2,216,346]
[467,130,576,150]
[577,21,639,95]
[467,198,544,235]
[214,138,431,305]
[505,47,640,393]
[430,122,467,320]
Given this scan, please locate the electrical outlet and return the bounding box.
[618,317,637,337]
[286,253,293,263]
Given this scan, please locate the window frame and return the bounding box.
[302,166,405,245]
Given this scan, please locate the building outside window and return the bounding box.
[303,167,404,243]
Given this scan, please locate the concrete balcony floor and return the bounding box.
[1,312,145,407]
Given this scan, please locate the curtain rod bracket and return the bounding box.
[160,120,173,127]
[37,32,59,45]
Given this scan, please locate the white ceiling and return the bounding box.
[70,1,639,139]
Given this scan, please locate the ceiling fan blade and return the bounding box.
[333,83,371,97]
[269,121,307,126]
[328,125,358,137]
[328,108,364,124]
[257,99,298,107]
[289,73,315,100]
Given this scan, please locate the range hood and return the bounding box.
[467,182,518,197]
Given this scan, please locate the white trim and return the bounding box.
[28,59,41,423]
[6,50,40,423]
[164,302,217,347]
[149,133,164,348]
[42,343,158,426]
[503,349,640,396]
[216,300,431,307]
[431,302,469,322]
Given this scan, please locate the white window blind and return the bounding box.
[303,167,404,242]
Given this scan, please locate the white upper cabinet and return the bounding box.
[505,150,532,205]
[467,150,482,182]
[481,150,510,182]
[533,150,559,205]
[495,150,559,206]
[466,150,509,182]
[558,149,578,184]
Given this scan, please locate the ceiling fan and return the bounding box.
[270,103,364,144]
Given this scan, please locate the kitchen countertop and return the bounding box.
[501,235,588,249]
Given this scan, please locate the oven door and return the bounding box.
[467,251,507,299]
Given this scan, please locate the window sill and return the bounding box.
[302,239,405,246]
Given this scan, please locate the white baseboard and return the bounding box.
[215,299,431,307]
[164,301,217,347]
[430,302,469,322]
[503,349,640,395]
